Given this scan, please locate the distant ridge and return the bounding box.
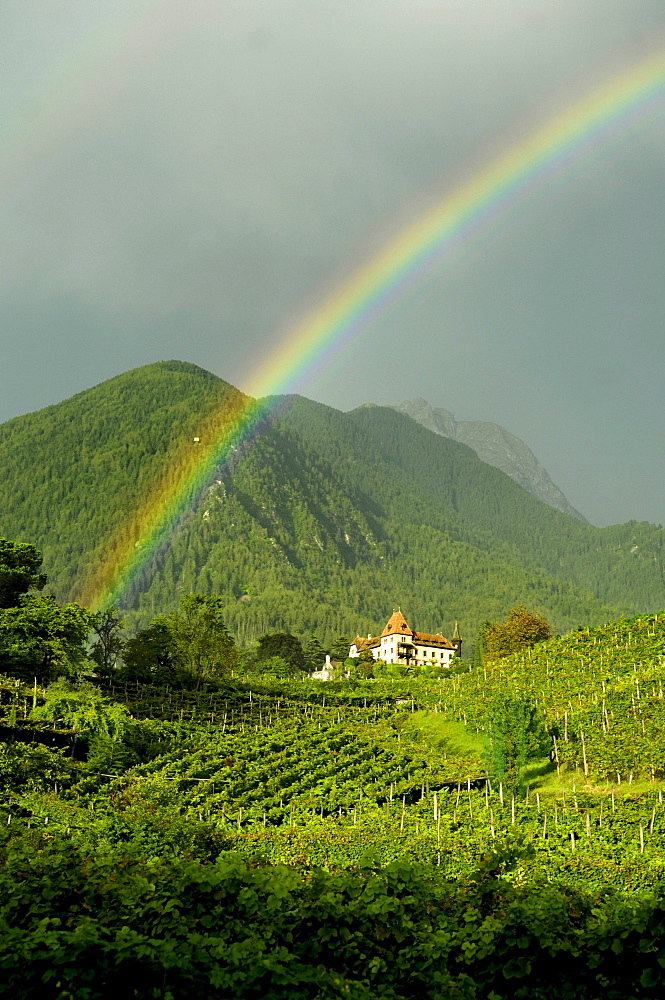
[395,398,587,522]
[3,362,664,647]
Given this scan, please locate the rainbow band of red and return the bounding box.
[87,43,665,610]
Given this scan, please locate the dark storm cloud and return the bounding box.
[1,0,665,525]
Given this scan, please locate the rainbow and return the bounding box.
[85,43,665,611]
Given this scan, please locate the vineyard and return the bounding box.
[3,612,665,996]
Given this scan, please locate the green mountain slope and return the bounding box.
[395,396,587,520]
[277,396,665,614]
[0,362,662,646]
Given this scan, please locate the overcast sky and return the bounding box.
[2,0,665,527]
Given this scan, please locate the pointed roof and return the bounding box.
[453,621,461,641]
[381,609,412,637]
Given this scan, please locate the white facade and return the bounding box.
[350,611,460,669]
[310,654,337,681]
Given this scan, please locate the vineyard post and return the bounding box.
[580,730,588,777]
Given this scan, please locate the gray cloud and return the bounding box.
[1,0,665,525]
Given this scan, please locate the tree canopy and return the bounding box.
[165,594,239,686]
[0,595,90,682]
[483,606,554,663]
[122,619,177,684]
[0,537,47,609]
[89,606,125,678]
[255,632,305,671]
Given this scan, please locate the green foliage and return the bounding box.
[33,679,129,739]
[347,653,375,680]
[472,621,488,669]
[484,694,550,793]
[0,595,90,682]
[1,364,664,649]
[255,632,305,671]
[0,537,47,608]
[248,654,301,679]
[330,633,351,660]
[484,605,554,662]
[0,742,76,793]
[121,617,177,683]
[1,844,665,998]
[88,605,124,677]
[2,612,665,992]
[165,593,239,687]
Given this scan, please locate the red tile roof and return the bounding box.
[413,631,454,650]
[352,636,379,650]
[381,611,413,637]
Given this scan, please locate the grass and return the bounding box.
[405,710,488,758]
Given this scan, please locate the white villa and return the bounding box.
[349,610,461,669]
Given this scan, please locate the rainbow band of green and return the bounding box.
[90,44,665,611]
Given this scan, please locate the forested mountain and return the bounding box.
[0,361,663,646]
[395,397,587,520]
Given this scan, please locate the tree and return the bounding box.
[0,595,90,682]
[89,606,125,678]
[485,694,550,794]
[472,623,488,670]
[250,655,300,679]
[347,646,376,679]
[483,606,554,663]
[122,619,177,684]
[330,634,351,661]
[303,634,325,672]
[256,632,305,672]
[0,537,47,609]
[348,654,375,680]
[165,594,239,687]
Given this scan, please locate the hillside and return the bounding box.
[277,395,665,612]
[3,612,665,994]
[395,396,587,520]
[0,362,663,645]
